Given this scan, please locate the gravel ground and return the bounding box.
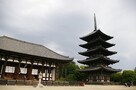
[0,85,136,90]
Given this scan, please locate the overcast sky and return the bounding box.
[0,0,136,70]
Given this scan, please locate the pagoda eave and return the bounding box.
[79,66,121,73]
[79,43,115,49]
[78,56,119,64]
[79,49,117,57]
[80,30,113,42]
[79,37,115,49]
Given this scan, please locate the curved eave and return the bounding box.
[78,56,119,65]
[79,66,121,73]
[103,67,121,72]
[79,37,115,49]
[79,46,117,57]
[0,49,73,63]
[79,67,101,72]
[80,30,113,42]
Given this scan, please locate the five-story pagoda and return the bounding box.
[78,14,121,83]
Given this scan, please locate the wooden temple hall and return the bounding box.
[0,36,73,81]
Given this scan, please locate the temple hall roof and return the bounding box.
[0,36,73,61]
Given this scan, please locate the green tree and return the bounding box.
[59,61,89,81]
[66,61,79,75]
[60,62,78,77]
[79,65,88,69]
[110,72,122,82]
[133,68,136,85]
[59,61,79,81]
[65,74,75,81]
[134,67,136,72]
[122,70,136,85]
[73,70,88,81]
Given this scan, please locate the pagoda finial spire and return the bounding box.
[94,13,97,30]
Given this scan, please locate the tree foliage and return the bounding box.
[59,61,87,81]
[60,61,79,78]
[134,67,136,72]
[122,70,136,84]
[110,70,136,85]
[79,65,88,69]
[73,70,88,81]
[110,72,122,82]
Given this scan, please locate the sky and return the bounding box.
[0,0,136,70]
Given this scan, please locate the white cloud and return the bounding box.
[0,0,136,70]
[44,42,65,55]
[0,0,64,34]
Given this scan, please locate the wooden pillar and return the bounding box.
[96,75,98,82]
[0,61,3,78]
[1,56,8,79]
[51,67,55,81]
[55,63,57,80]
[101,76,104,82]
[90,75,93,82]
[41,61,45,74]
[108,75,110,82]
[45,62,50,81]
[14,59,22,79]
[42,61,45,80]
[55,63,60,80]
[93,74,97,82]
[58,63,63,79]
[104,75,108,82]
[37,61,43,77]
[37,61,40,75]
[48,63,51,81]
[27,60,33,80]
[100,70,104,82]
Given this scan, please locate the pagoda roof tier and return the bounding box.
[80,30,113,42]
[78,55,119,64]
[79,66,121,73]
[79,37,115,49]
[79,46,117,57]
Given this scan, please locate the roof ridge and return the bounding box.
[1,35,43,47]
